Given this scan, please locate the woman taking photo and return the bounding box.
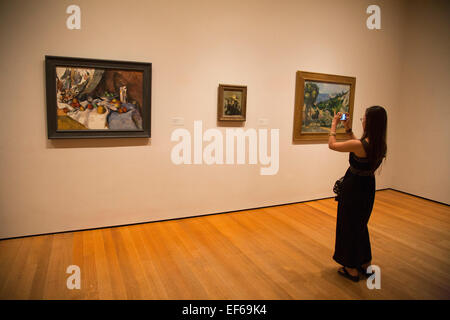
[328,106,387,282]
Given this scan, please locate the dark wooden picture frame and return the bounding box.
[293,71,356,143]
[217,84,247,122]
[45,56,151,139]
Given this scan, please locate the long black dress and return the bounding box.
[333,139,377,268]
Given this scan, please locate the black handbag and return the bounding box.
[333,176,345,202]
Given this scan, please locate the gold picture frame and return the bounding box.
[217,84,247,122]
[293,71,356,142]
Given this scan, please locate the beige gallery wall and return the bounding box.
[390,0,450,203]
[0,0,419,239]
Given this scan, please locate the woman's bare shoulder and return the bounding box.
[353,139,367,158]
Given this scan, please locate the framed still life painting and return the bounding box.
[45,56,151,138]
[217,84,247,122]
[293,71,355,142]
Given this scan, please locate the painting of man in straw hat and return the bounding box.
[218,84,247,122]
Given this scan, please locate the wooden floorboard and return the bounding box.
[0,189,449,299]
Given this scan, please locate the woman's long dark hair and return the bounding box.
[361,106,387,171]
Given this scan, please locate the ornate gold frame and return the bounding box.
[293,71,355,143]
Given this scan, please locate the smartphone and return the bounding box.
[340,113,347,121]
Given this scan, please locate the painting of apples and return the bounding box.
[46,56,151,138]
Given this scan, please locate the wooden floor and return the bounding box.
[0,189,449,300]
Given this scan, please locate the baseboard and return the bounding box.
[0,187,404,241]
[386,188,449,206]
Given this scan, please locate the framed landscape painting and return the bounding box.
[217,84,247,122]
[293,71,355,142]
[45,56,151,138]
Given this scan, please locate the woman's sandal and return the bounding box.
[338,267,360,282]
[357,265,375,279]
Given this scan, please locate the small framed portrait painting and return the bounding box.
[217,84,247,122]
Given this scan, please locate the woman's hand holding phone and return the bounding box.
[342,112,350,128]
[333,112,341,126]
[333,112,351,129]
